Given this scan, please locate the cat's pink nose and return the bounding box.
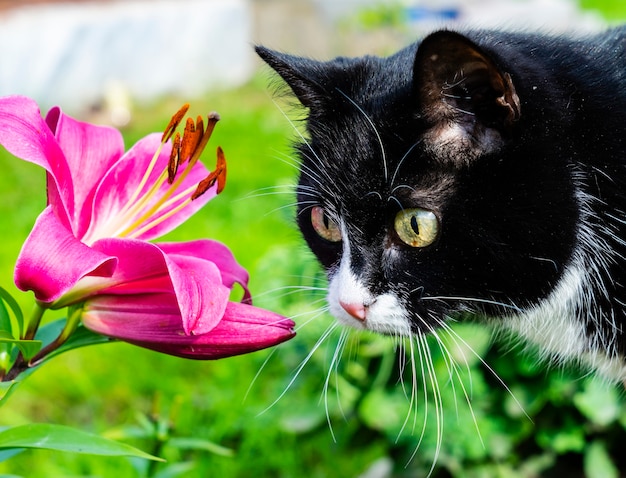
[340,300,366,321]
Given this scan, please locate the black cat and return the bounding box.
[256,26,626,382]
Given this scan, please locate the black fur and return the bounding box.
[257,26,626,377]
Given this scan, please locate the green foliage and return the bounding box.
[0,424,163,461]
[580,0,626,20]
[353,3,407,30]
[0,78,625,477]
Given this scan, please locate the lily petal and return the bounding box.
[82,294,295,359]
[159,240,251,303]
[0,95,73,228]
[14,207,117,303]
[163,253,231,335]
[45,107,125,238]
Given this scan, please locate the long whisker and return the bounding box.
[245,300,330,401]
[406,336,429,459]
[335,88,388,182]
[420,333,443,477]
[421,295,524,313]
[390,140,423,186]
[268,103,337,201]
[440,321,531,421]
[397,336,420,439]
[258,322,340,416]
[244,346,279,403]
[271,97,323,166]
[266,201,311,217]
[290,306,332,331]
[253,285,327,300]
[431,323,485,449]
[323,328,349,442]
[273,151,332,198]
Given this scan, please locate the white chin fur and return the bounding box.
[327,244,412,337]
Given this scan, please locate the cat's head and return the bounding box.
[256,31,579,337]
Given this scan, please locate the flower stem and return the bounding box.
[1,305,47,381]
[23,303,46,340]
[29,303,84,366]
[2,303,84,381]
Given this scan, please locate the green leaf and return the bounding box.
[573,378,620,426]
[168,437,235,457]
[0,381,20,404]
[43,324,112,362]
[0,300,12,337]
[0,424,164,461]
[536,420,586,454]
[0,332,42,360]
[0,446,24,462]
[584,441,618,478]
[358,387,410,439]
[278,399,326,434]
[152,462,196,478]
[0,288,23,337]
[33,320,112,364]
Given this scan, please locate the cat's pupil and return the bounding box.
[410,215,420,235]
[323,214,331,230]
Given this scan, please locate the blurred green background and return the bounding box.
[1,1,626,477]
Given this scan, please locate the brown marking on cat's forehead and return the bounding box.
[421,120,506,166]
[390,170,457,211]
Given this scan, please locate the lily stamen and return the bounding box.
[186,112,220,169]
[178,117,201,169]
[114,103,191,224]
[162,103,190,142]
[168,132,182,183]
[192,147,227,199]
[130,147,228,238]
[115,106,222,239]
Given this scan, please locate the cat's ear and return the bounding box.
[414,31,521,163]
[255,46,328,109]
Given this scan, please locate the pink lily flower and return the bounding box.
[0,95,294,359]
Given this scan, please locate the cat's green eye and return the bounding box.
[311,206,342,242]
[394,208,439,248]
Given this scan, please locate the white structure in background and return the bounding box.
[0,0,253,117]
[313,0,605,32]
[459,0,604,32]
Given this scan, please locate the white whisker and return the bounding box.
[290,306,332,330]
[432,324,485,449]
[323,328,349,442]
[258,322,340,416]
[421,295,524,313]
[244,346,279,403]
[253,285,327,301]
[390,140,423,186]
[421,333,443,477]
[396,336,420,440]
[335,88,389,182]
[440,322,531,422]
